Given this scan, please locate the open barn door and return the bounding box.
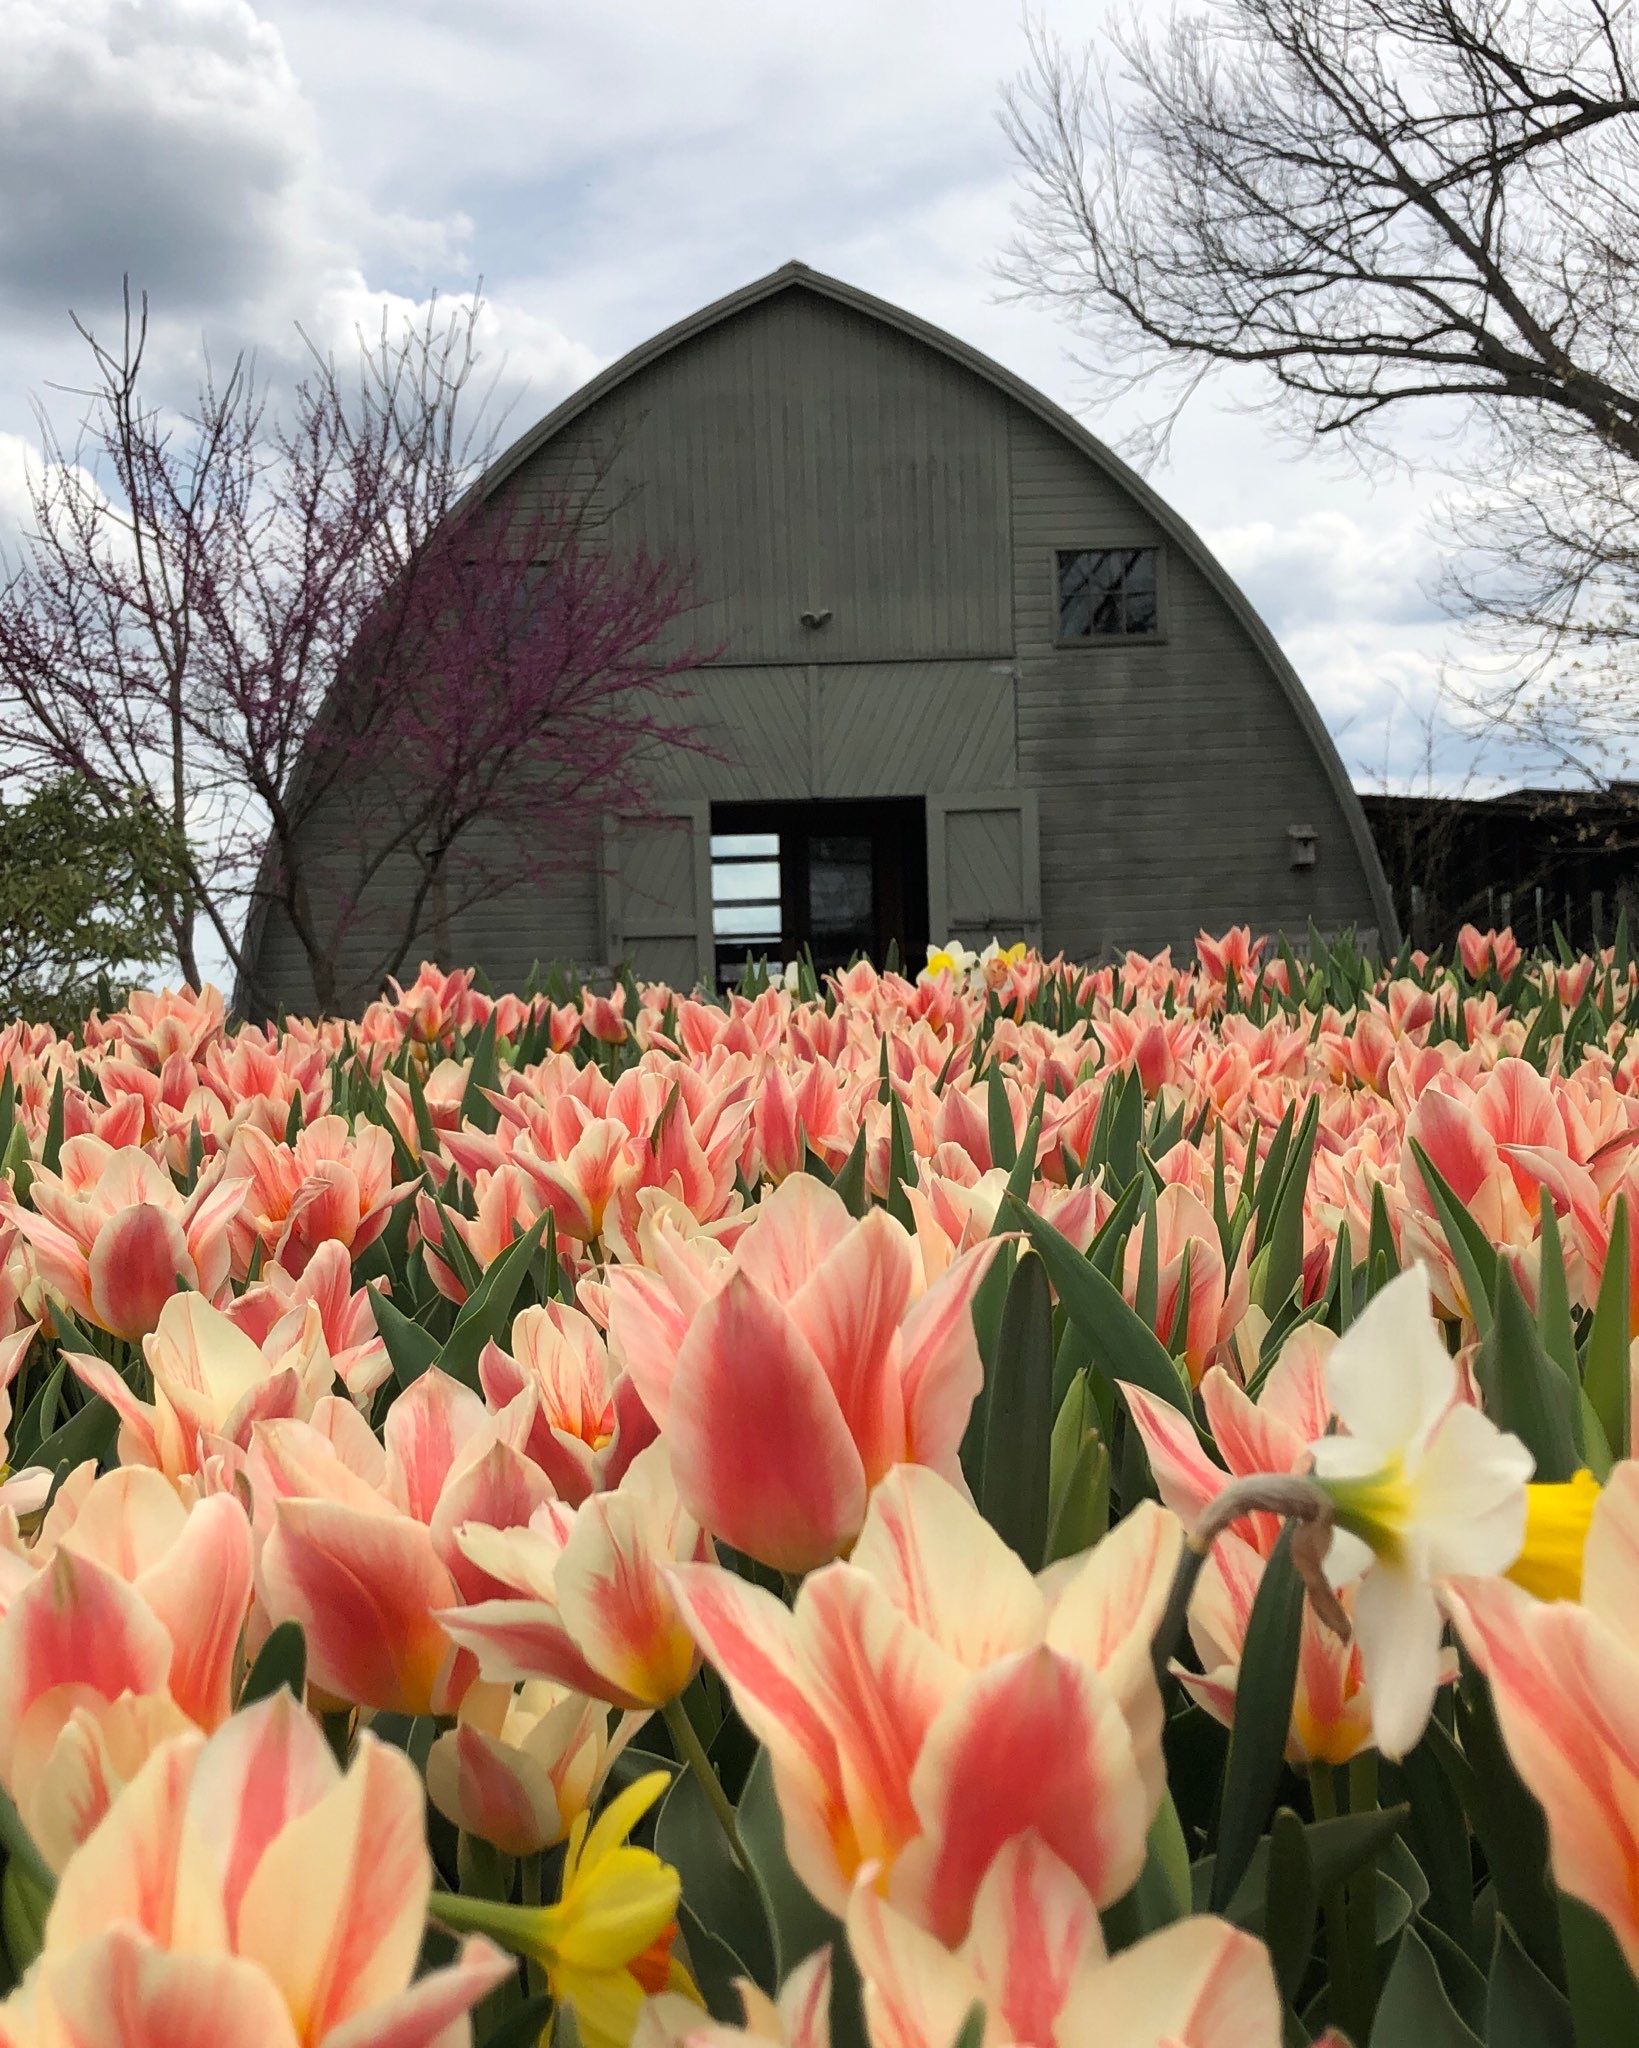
[601,801,713,990]
[926,792,1042,953]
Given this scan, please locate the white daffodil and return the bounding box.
[924,939,979,980]
[1307,1263,1534,1760]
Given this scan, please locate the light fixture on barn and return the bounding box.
[1288,823,1318,869]
[799,607,833,629]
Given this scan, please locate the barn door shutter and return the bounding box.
[926,792,1042,952]
[602,801,713,990]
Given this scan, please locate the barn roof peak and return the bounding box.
[466,262,1396,942]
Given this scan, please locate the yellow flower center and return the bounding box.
[1506,1469,1601,1602]
[1321,1459,1415,1563]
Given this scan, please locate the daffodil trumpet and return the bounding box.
[430,1769,698,2048]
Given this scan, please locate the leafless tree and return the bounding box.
[1001,0,1639,769]
[0,289,707,1014]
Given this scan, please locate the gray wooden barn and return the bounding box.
[244,262,1396,1008]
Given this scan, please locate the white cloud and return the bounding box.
[0,0,1535,977]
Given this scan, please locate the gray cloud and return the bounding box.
[0,0,1516,851]
[0,0,328,322]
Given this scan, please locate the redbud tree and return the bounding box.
[0,289,707,1015]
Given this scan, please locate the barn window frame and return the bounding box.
[1052,545,1167,645]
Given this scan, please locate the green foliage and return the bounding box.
[0,775,183,1029]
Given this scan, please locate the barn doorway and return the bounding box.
[709,798,929,986]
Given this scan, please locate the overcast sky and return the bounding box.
[1,0,1512,821]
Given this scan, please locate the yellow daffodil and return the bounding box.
[431,1769,698,2048]
[1506,1468,1602,1601]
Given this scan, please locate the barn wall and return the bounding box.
[643,660,1016,802]
[1006,409,1381,955]
[242,276,1388,1013]
[508,292,1014,666]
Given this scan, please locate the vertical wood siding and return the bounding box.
[244,278,1383,1011]
[1007,409,1379,957]
[510,292,1014,664]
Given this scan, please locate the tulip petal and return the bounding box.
[259,1499,458,1716]
[425,1723,562,1857]
[1043,1500,1183,1805]
[428,1440,556,1602]
[382,1368,490,1524]
[0,1551,173,1782]
[1580,1461,1639,1631]
[133,1492,254,1730]
[552,1491,699,1708]
[177,1690,337,1938]
[847,1883,986,2048]
[898,1646,1149,1944]
[669,1561,852,1914]
[897,1238,1000,1476]
[1447,1575,1639,1976]
[62,1348,162,1468]
[48,1729,206,1951]
[236,1733,431,2040]
[735,1173,854,1298]
[787,1210,914,1485]
[1118,1381,1227,1532]
[88,1205,194,1339]
[1056,1914,1282,2047]
[668,1271,866,1573]
[36,1928,301,2048]
[849,1464,1045,1665]
[962,1831,1104,2044]
[795,1565,962,1880]
[319,1938,513,2048]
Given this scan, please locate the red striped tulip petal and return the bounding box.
[29,1928,301,2048]
[0,1551,173,1785]
[668,1270,866,1572]
[897,1237,1001,1476]
[668,1561,852,1914]
[317,1937,512,2048]
[234,1735,430,2040]
[794,1566,961,1877]
[259,1499,461,1716]
[960,1832,1102,2045]
[88,1204,196,1340]
[424,1722,562,1857]
[382,1369,490,1525]
[896,1647,1149,1946]
[1056,1914,1283,2045]
[848,1882,986,2048]
[177,1690,337,1934]
[1446,1574,1639,1975]
[786,1209,914,1486]
[1042,1499,1182,1804]
[48,1730,203,1950]
[551,1490,702,1708]
[848,1464,1045,1667]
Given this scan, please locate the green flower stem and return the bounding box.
[520,1851,546,1997]
[662,1693,748,1872]
[1346,1751,1381,2039]
[1310,1763,1353,2031]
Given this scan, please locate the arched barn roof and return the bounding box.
[465,260,1397,943]
[237,261,1398,1012]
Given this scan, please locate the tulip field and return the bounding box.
[0,925,1638,2047]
